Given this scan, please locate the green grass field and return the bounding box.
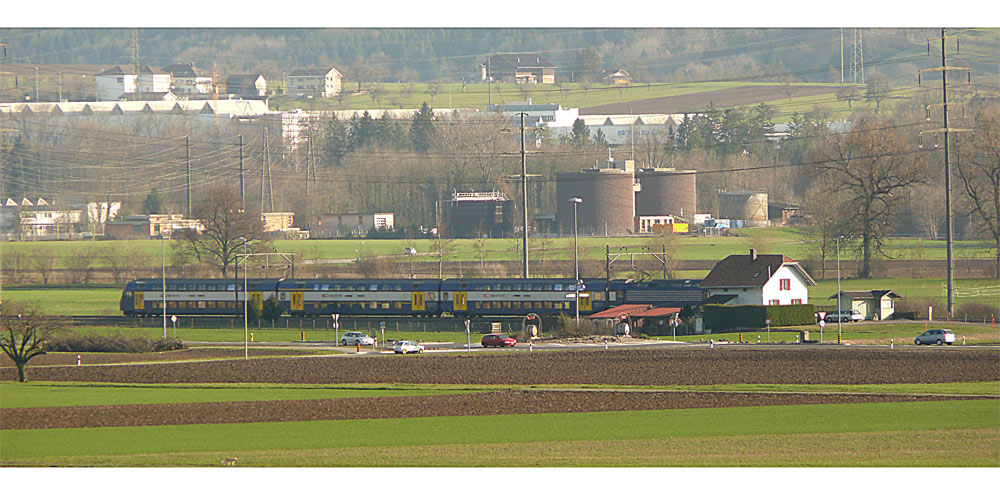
[661,322,1000,345]
[3,400,996,466]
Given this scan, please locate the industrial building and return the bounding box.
[556,168,634,236]
[718,191,769,225]
[634,168,698,219]
[437,191,514,238]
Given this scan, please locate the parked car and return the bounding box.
[825,310,864,323]
[341,331,374,346]
[393,340,425,354]
[914,329,956,346]
[482,334,517,348]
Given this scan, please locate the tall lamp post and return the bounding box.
[570,197,583,325]
[836,235,844,343]
[161,228,168,339]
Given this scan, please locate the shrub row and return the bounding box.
[46,333,186,353]
[704,303,815,331]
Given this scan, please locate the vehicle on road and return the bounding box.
[825,310,864,323]
[914,329,956,346]
[393,340,425,354]
[482,334,517,348]
[341,331,374,346]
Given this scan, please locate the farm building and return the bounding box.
[437,191,514,238]
[829,290,900,321]
[482,53,556,84]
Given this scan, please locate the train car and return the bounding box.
[440,278,610,317]
[612,279,705,309]
[120,278,280,317]
[275,278,442,317]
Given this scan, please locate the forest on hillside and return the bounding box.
[2,27,986,86]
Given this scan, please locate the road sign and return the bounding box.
[170,315,177,323]
[464,319,471,335]
[765,318,771,326]
[818,319,826,328]
[818,311,826,320]
[332,313,340,330]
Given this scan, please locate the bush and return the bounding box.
[262,295,283,320]
[955,302,998,321]
[895,297,946,319]
[46,333,186,353]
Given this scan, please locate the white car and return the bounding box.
[825,310,864,323]
[393,340,425,354]
[914,329,956,346]
[341,331,374,346]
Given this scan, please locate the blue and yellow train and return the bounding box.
[120,277,705,318]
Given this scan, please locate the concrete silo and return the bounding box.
[556,169,634,236]
[718,191,769,224]
[634,168,698,219]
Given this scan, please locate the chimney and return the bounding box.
[750,249,757,260]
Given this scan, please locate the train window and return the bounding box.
[543,302,552,309]
[393,284,402,291]
[314,284,320,291]
[412,283,419,289]
[512,284,521,291]
[593,292,604,301]
[554,284,563,291]
[544,284,554,291]
[473,302,481,309]
[321,284,330,291]
[195,284,203,291]
[227,284,235,291]
[460,283,468,290]
[206,301,215,308]
[442,292,450,301]
[512,301,521,309]
[564,302,571,309]
[167,285,176,291]
[502,301,511,309]
[502,284,512,291]
[370,284,378,291]
[393,301,402,309]
[198,301,206,309]
[381,302,389,309]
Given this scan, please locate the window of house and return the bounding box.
[769,299,780,305]
[780,279,791,290]
[791,299,802,304]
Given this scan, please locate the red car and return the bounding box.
[481,334,517,348]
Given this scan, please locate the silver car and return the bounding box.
[393,340,425,354]
[914,329,956,346]
[341,331,375,346]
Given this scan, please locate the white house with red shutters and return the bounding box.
[700,250,816,306]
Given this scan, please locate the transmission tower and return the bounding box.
[850,28,864,84]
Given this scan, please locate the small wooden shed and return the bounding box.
[829,290,900,321]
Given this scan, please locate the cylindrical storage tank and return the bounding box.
[718,191,768,222]
[557,169,634,236]
[635,168,697,219]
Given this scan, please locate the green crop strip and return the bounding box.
[2,399,997,464]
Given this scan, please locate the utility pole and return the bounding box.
[57,72,62,101]
[519,112,529,279]
[238,134,245,210]
[851,29,864,84]
[919,29,972,318]
[185,136,191,218]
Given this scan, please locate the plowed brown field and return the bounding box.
[3,390,982,430]
[4,348,997,386]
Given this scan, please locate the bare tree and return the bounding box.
[803,183,847,279]
[31,248,57,284]
[1,303,64,382]
[182,185,269,277]
[814,118,928,277]
[956,106,1000,278]
[64,246,98,284]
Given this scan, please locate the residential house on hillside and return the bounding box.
[163,63,214,95]
[225,74,267,98]
[94,66,137,100]
[287,68,342,98]
[482,53,556,84]
[602,68,632,85]
[700,250,816,306]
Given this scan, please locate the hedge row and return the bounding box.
[704,303,815,331]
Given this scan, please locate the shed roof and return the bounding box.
[588,304,651,319]
[829,290,900,300]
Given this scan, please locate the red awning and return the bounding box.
[588,304,652,319]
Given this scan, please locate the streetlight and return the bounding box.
[570,197,583,325]
[240,236,248,360]
[836,235,845,343]
[162,226,167,339]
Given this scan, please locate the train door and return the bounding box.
[579,292,592,312]
[251,292,264,310]
[290,292,304,312]
[453,292,468,312]
[134,292,145,312]
[411,291,426,311]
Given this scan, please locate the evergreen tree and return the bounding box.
[349,111,376,150]
[320,115,348,166]
[410,102,436,152]
[569,118,591,147]
[142,188,165,214]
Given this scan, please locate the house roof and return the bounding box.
[288,67,342,77]
[700,252,817,288]
[588,304,652,319]
[829,290,900,300]
[226,74,265,84]
[489,52,555,69]
[162,63,206,77]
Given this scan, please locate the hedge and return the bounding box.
[704,303,815,331]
